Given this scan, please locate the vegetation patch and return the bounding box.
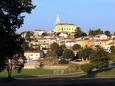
[80,63,93,73]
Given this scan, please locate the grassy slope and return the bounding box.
[0,68,85,78]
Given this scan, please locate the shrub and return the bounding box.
[59,59,68,64]
[80,64,93,73]
[66,64,79,72]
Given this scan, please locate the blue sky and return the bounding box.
[18,0,115,33]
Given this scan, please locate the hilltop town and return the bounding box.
[1,1,115,85]
[21,16,115,64]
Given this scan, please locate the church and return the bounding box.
[55,16,78,33]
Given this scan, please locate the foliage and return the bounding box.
[80,64,93,73]
[72,44,82,51]
[59,58,69,64]
[104,31,111,36]
[90,47,110,68]
[57,46,64,56]
[62,49,75,59]
[110,46,115,55]
[66,64,79,72]
[78,48,94,60]
[50,42,60,57]
[110,46,115,62]
[25,32,32,41]
[74,27,86,38]
[89,28,103,36]
[49,43,65,58]
[0,0,35,80]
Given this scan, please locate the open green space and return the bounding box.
[0,68,85,78]
[94,68,115,78]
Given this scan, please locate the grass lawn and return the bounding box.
[0,68,85,78]
[0,69,53,78]
[94,68,115,78]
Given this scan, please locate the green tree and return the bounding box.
[104,31,111,36]
[90,47,110,68]
[25,32,32,41]
[74,27,86,38]
[110,46,115,62]
[110,46,115,55]
[80,63,93,73]
[89,28,103,36]
[0,0,35,81]
[72,44,82,51]
[62,49,75,60]
[78,48,94,61]
[47,43,62,58]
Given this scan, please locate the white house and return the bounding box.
[111,35,115,39]
[33,29,45,37]
[59,32,68,38]
[94,34,108,40]
[65,42,77,48]
[24,51,44,62]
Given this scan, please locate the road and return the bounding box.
[0,77,115,86]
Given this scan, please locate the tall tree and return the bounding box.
[110,46,115,55]
[49,42,60,58]
[74,27,85,38]
[78,48,94,61]
[90,47,110,68]
[62,49,75,60]
[0,0,35,80]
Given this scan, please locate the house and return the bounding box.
[58,32,68,38]
[94,39,113,53]
[82,39,94,48]
[111,35,115,39]
[94,40,112,48]
[33,29,45,37]
[24,51,44,62]
[64,38,76,48]
[94,34,108,40]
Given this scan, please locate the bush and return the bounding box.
[80,64,93,73]
[59,59,68,64]
[66,64,79,72]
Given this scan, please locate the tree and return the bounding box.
[110,46,115,62]
[50,43,60,57]
[74,27,85,38]
[25,32,33,41]
[0,0,35,81]
[78,48,94,61]
[104,31,111,36]
[72,44,82,51]
[47,43,63,58]
[110,46,115,55]
[90,47,110,68]
[72,44,82,60]
[62,49,75,60]
[89,28,103,36]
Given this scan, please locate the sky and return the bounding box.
[18,0,115,33]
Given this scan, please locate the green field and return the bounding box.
[1,68,115,78]
[94,68,115,78]
[0,68,85,78]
